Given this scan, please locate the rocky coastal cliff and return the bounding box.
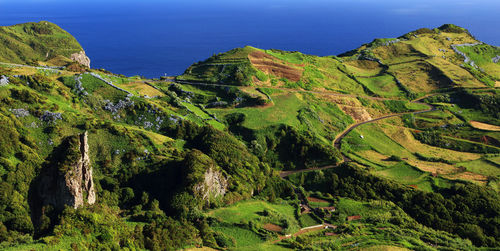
[70,51,91,68]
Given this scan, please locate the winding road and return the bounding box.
[0,61,64,71]
[282,98,436,177]
[155,79,437,177]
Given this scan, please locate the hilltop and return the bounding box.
[0,23,499,250]
[0,21,90,67]
[179,23,499,96]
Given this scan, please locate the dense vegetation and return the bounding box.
[0,22,499,250]
[288,164,500,247]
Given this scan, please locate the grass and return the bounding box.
[118,81,164,97]
[344,60,384,77]
[211,92,304,129]
[1,236,83,251]
[414,110,463,128]
[207,200,296,224]
[334,198,393,221]
[487,155,500,165]
[357,74,403,97]
[344,123,411,157]
[375,162,429,185]
[265,49,312,65]
[207,199,301,247]
[448,105,500,125]
[182,102,211,120]
[457,158,500,177]
[2,23,499,250]
[0,21,83,65]
[343,121,492,186]
[469,121,500,131]
[456,44,500,79]
[378,123,480,162]
[308,200,334,208]
[237,244,291,251]
[300,213,321,227]
[206,119,226,130]
[211,226,264,247]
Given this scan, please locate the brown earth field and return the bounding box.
[248,50,303,82]
[308,197,330,203]
[263,223,283,232]
[469,121,500,131]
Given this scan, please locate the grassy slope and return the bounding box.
[1,23,499,250]
[0,21,83,65]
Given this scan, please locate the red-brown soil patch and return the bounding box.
[263,223,283,232]
[307,197,329,203]
[248,51,303,82]
[347,215,362,221]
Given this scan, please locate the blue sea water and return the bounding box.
[1,0,499,78]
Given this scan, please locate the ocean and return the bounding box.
[1,0,499,78]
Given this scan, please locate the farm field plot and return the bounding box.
[211,226,264,247]
[210,92,304,129]
[343,120,492,185]
[448,106,500,125]
[378,124,480,162]
[206,200,302,249]
[344,123,413,158]
[299,213,320,227]
[344,60,384,77]
[469,121,500,131]
[487,155,500,165]
[307,197,334,208]
[375,163,428,184]
[118,81,165,97]
[414,110,463,128]
[207,200,295,223]
[357,150,398,167]
[457,158,500,177]
[357,74,403,97]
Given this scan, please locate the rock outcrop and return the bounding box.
[451,43,482,68]
[0,75,8,86]
[36,131,96,210]
[493,55,500,63]
[70,50,91,68]
[193,167,228,202]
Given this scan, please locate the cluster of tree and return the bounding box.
[422,94,451,103]
[0,115,42,244]
[457,89,500,118]
[253,125,342,170]
[224,114,342,170]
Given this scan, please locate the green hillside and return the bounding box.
[0,23,499,250]
[178,23,498,100]
[0,21,84,66]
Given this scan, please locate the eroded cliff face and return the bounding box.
[36,131,96,210]
[70,50,91,68]
[193,167,228,202]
